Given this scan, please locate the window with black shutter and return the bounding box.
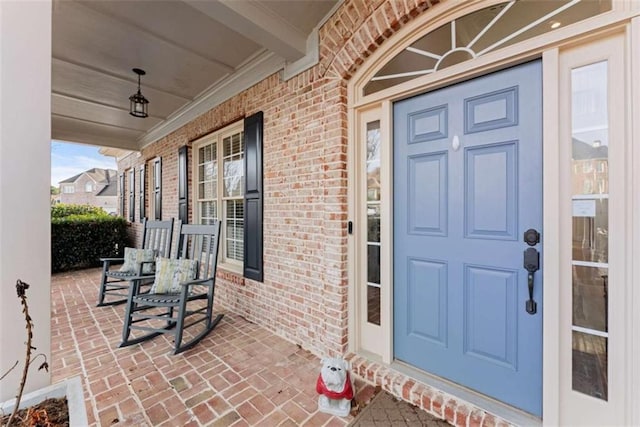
[128,168,135,222]
[152,158,162,220]
[191,115,263,281]
[178,146,188,223]
[139,164,145,222]
[243,112,263,282]
[118,172,125,217]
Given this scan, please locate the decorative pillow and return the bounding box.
[118,247,156,275]
[150,257,199,294]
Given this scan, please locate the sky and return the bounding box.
[51,141,117,186]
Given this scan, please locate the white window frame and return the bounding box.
[62,185,74,194]
[192,121,245,272]
[84,182,93,192]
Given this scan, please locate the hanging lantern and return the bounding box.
[129,68,149,118]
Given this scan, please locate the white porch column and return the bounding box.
[0,1,52,401]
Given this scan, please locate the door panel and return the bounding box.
[408,152,448,235]
[394,60,543,416]
[465,142,517,239]
[407,258,448,345]
[463,264,518,368]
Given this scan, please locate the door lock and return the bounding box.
[523,247,539,315]
[523,228,540,246]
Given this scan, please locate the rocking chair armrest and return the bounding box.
[134,260,156,275]
[126,273,156,282]
[100,257,125,264]
[181,277,214,287]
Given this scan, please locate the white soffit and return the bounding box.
[51,0,340,151]
[139,50,285,148]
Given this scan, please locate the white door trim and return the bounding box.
[541,47,561,426]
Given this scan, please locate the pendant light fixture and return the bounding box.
[129,68,149,118]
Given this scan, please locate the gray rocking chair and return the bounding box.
[120,222,223,354]
[97,218,175,306]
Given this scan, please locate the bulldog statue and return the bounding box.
[316,357,354,417]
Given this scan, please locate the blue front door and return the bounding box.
[393,61,543,416]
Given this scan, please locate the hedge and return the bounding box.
[51,203,108,218]
[51,210,131,272]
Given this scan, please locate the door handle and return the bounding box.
[523,228,540,246]
[524,247,539,315]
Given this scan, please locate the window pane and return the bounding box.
[572,331,608,401]
[367,203,380,243]
[205,162,216,181]
[573,266,608,332]
[572,200,608,263]
[571,61,608,400]
[198,142,217,200]
[203,181,215,199]
[225,199,244,261]
[367,122,381,202]
[200,201,217,224]
[367,285,381,326]
[223,132,244,197]
[367,244,380,284]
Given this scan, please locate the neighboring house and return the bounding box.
[58,168,117,214]
[5,1,640,426]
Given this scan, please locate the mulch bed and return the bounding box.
[1,397,68,427]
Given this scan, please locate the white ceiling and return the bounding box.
[51,0,339,151]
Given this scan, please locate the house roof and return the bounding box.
[96,182,117,197]
[59,168,117,185]
[572,138,608,160]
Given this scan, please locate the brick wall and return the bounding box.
[118,0,438,357]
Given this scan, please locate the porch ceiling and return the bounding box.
[51,0,339,151]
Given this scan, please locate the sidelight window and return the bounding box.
[570,61,609,401]
[365,121,381,325]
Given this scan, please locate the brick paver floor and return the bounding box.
[51,268,372,426]
[349,392,450,427]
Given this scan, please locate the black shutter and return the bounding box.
[178,145,188,224]
[154,158,162,220]
[139,164,145,222]
[128,169,135,222]
[243,111,263,282]
[118,173,125,217]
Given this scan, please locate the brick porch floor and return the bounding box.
[51,268,372,426]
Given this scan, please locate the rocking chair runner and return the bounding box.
[120,222,223,354]
[97,218,175,306]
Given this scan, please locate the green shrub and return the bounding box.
[51,214,131,272]
[51,203,108,219]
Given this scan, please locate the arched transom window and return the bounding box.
[364,0,612,96]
